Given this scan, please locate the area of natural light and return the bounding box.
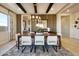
[0,13,8,26]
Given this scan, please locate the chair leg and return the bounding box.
[30,46,33,52]
[55,46,57,52]
[46,48,48,52]
[22,46,26,53]
[45,45,49,52]
[34,46,36,53]
[42,46,45,52]
[59,45,61,49]
[53,46,57,52]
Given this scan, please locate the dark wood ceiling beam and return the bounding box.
[16,3,27,13]
[46,3,54,13]
[33,3,37,13]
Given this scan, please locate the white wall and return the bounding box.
[70,12,79,39]
[56,14,61,35]
[57,13,79,39]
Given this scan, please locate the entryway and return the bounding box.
[61,16,70,38]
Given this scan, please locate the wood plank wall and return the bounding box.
[16,14,21,33]
[31,14,56,32]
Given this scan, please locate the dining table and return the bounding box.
[17,32,61,50]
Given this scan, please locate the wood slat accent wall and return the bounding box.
[47,14,56,32]
[31,14,56,32]
[16,14,21,33]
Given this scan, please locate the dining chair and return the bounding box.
[21,36,33,53]
[34,36,45,53]
[47,36,58,52]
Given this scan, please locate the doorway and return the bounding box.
[61,16,70,38]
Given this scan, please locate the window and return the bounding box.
[0,13,8,26]
[0,12,8,31]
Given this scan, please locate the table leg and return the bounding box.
[18,36,19,49]
[18,35,21,50]
[34,46,36,53]
[57,35,61,49]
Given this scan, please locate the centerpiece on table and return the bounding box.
[36,27,43,35]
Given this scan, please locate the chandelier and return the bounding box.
[31,15,42,23]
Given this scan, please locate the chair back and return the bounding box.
[47,36,58,45]
[21,36,32,45]
[35,36,44,45]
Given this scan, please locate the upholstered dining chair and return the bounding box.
[46,36,58,52]
[21,36,33,53]
[34,36,45,53]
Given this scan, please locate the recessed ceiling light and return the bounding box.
[17,7,21,11]
[66,9,70,12]
[51,8,54,11]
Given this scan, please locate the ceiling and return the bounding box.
[61,3,79,14]
[0,3,68,14]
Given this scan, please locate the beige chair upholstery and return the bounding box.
[34,36,45,53]
[20,36,33,53]
[35,36,44,45]
[47,36,58,45]
[21,36,32,45]
[46,36,58,52]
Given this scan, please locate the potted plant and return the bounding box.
[36,27,43,35]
